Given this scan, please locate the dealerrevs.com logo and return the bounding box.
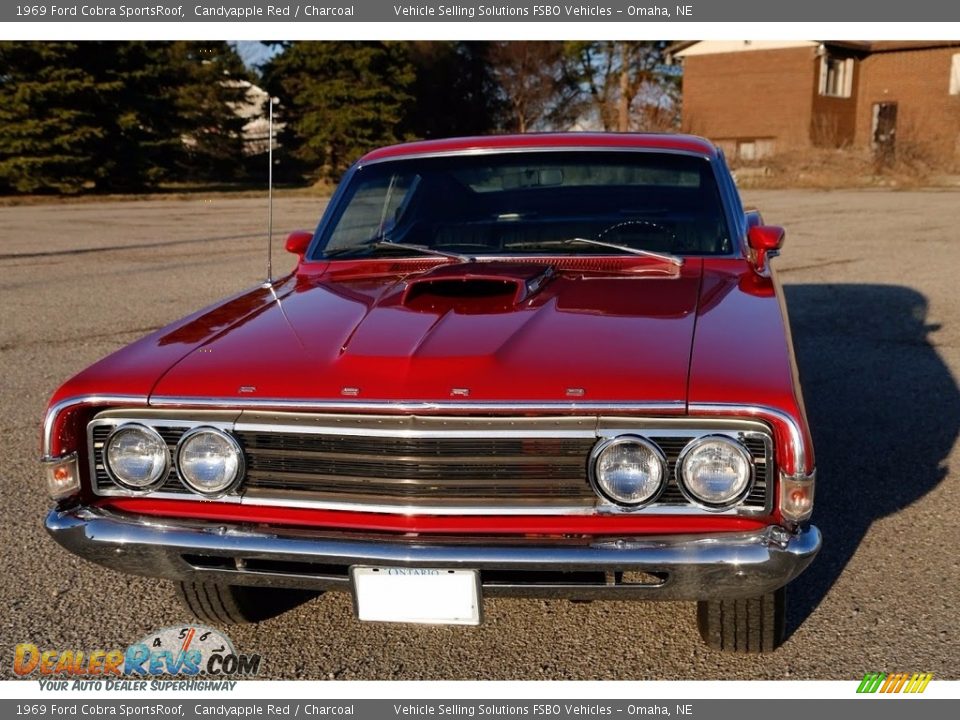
[857,672,934,694]
[14,626,261,690]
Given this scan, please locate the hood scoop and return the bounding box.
[401,262,555,313]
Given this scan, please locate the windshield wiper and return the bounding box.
[504,238,684,266]
[324,240,472,263]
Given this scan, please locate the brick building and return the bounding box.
[670,41,960,162]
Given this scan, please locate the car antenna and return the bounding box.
[264,96,278,288]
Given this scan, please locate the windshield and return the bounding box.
[313,151,732,260]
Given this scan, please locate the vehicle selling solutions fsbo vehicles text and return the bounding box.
[391,5,686,18]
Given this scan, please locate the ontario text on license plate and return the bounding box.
[351,567,481,625]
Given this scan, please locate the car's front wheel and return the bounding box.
[696,587,786,653]
[175,581,319,625]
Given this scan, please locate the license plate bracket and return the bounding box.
[350,566,482,625]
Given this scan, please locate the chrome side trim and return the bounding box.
[45,506,822,601]
[42,394,149,459]
[687,402,811,475]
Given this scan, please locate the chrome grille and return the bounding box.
[89,412,772,514]
[239,432,593,486]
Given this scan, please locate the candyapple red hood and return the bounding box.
[148,261,705,404]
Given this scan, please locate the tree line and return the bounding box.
[0,42,250,194]
[0,41,679,194]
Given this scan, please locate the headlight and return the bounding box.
[590,436,667,507]
[175,427,244,497]
[104,424,170,490]
[678,435,753,510]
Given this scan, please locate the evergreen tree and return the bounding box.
[0,41,251,194]
[263,42,416,181]
[402,42,504,139]
[103,41,183,191]
[169,41,251,182]
[0,42,117,193]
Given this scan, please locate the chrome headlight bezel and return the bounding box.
[103,423,171,492]
[588,434,668,509]
[677,434,755,512]
[174,426,245,498]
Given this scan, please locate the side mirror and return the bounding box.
[747,225,785,274]
[285,231,313,259]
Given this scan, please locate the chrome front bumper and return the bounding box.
[45,506,821,600]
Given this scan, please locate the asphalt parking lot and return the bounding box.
[1,189,958,680]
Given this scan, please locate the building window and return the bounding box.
[951,54,960,95]
[819,56,854,98]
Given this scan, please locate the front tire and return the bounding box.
[696,586,786,653]
[175,581,318,625]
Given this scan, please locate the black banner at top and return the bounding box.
[4,0,960,22]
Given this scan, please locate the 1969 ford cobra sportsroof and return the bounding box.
[42,133,820,653]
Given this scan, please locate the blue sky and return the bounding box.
[232,41,282,71]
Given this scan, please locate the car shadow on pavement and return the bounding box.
[783,283,960,636]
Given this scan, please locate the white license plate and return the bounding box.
[351,567,481,625]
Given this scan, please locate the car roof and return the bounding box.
[358,133,720,164]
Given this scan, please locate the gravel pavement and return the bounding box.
[1,190,957,680]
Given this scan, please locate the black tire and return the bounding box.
[696,586,786,653]
[175,581,318,625]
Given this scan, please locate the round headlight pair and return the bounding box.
[104,424,243,497]
[590,434,754,511]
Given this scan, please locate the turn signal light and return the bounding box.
[43,454,80,500]
[780,472,815,523]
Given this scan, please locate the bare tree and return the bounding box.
[488,42,581,132]
[567,41,678,132]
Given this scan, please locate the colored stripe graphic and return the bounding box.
[857,673,885,693]
[857,672,932,693]
[909,674,933,693]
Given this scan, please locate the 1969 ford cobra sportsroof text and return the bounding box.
[42,133,820,653]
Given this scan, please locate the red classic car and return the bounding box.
[42,133,820,653]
